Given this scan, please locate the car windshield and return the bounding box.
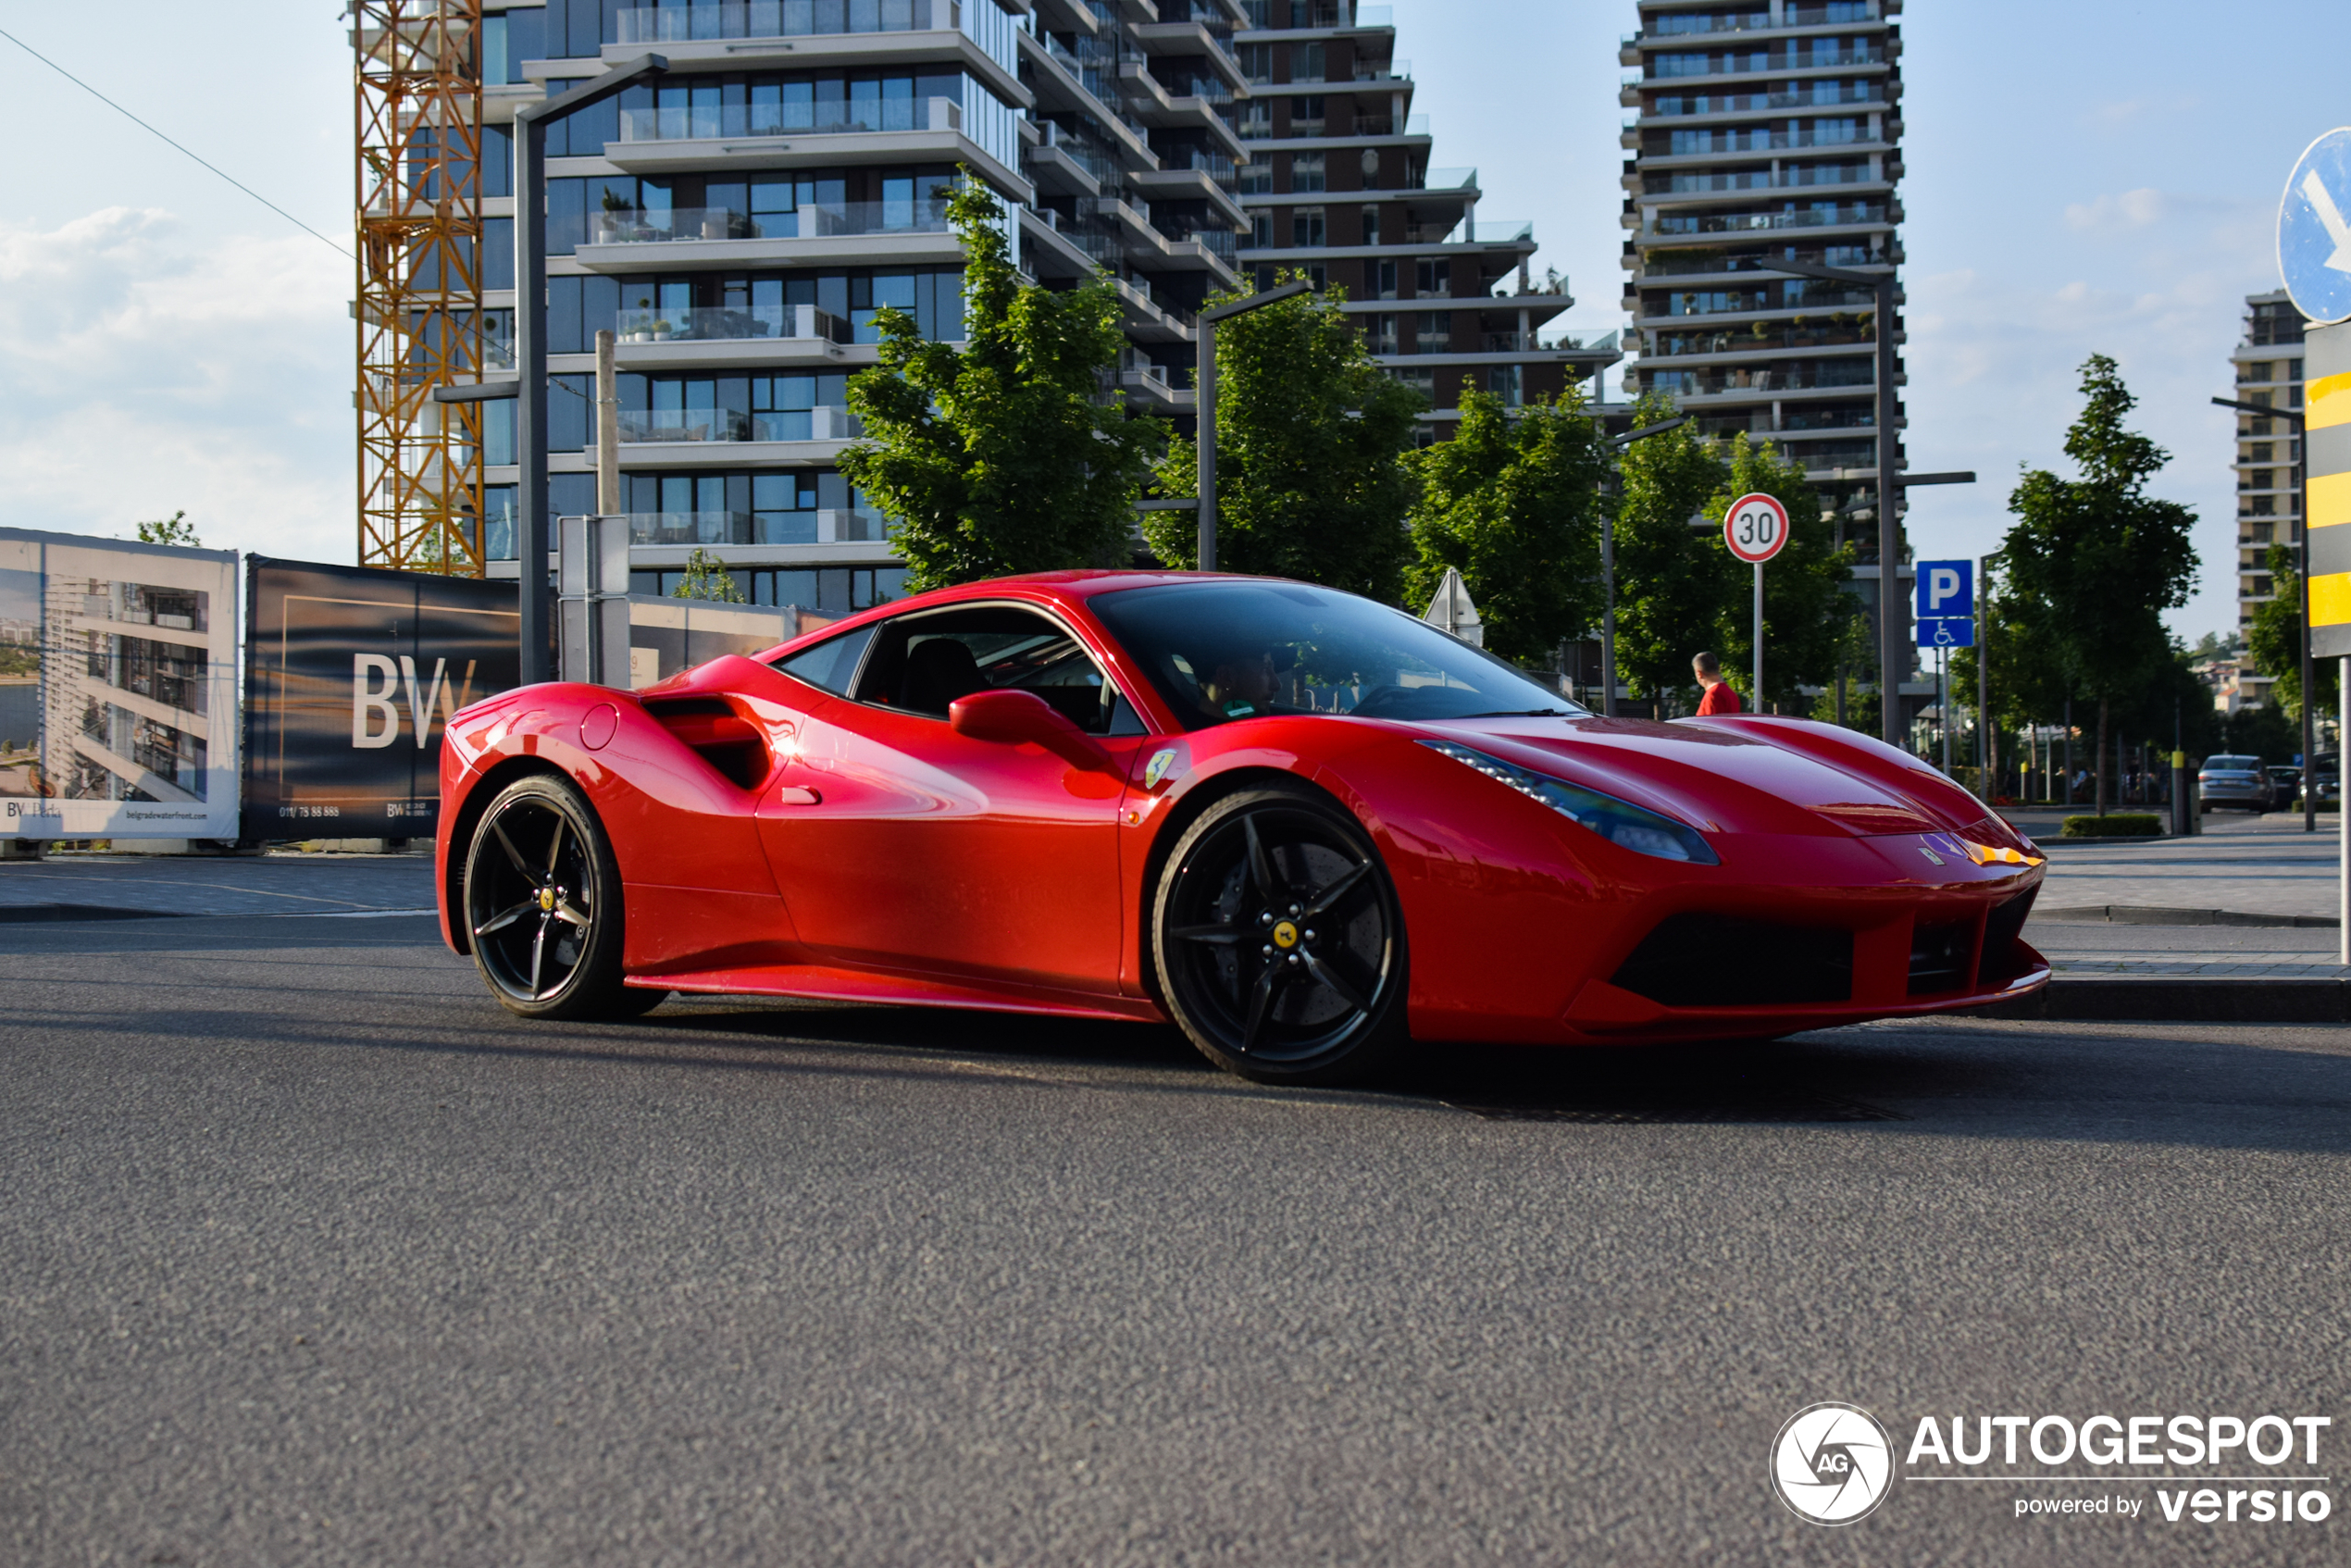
[2206,756,2259,771]
[1088,579,1586,728]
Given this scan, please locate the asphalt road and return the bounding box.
[2,914,2345,1566]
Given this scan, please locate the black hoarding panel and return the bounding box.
[242,557,518,841]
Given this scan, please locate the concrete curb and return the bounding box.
[1967,978,2351,1024]
[2037,904,2341,929]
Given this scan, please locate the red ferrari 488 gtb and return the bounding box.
[435,572,2046,1083]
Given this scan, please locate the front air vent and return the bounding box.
[642,696,770,790]
[1976,889,2038,987]
[1611,914,1854,1008]
[1908,917,1976,996]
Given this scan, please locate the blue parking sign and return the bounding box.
[1916,559,1972,619]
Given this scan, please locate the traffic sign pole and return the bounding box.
[1752,562,1763,711]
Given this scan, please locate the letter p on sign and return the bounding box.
[1915,558,1973,617]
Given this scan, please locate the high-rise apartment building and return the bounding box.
[1232,1,1616,435]
[2229,289,2308,709]
[455,0,1252,615]
[1617,0,1903,512]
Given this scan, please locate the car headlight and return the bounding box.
[1419,739,1720,865]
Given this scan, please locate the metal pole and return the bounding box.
[1601,512,1617,716]
[1977,554,1989,773]
[516,112,549,685]
[2303,422,2317,832]
[1875,274,1900,749]
[594,329,620,516]
[2340,654,2347,964]
[1752,560,1762,712]
[1196,319,1216,571]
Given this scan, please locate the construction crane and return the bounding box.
[354,0,488,575]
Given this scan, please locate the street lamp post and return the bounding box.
[1598,417,1687,717]
[2214,394,2315,832]
[506,56,667,685]
[1194,279,1312,572]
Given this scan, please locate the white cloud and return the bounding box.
[2063,188,2171,230]
[0,207,351,564]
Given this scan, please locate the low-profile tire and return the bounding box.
[462,772,638,1021]
[1151,786,1409,1086]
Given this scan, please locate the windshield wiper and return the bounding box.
[1456,707,1577,718]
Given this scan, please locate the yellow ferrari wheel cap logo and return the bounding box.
[539,888,557,912]
[1272,920,1300,949]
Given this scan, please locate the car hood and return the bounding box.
[1414,714,2009,843]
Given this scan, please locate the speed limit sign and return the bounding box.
[1723,492,1790,564]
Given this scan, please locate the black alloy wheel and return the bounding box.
[463,774,660,1020]
[1152,787,1408,1084]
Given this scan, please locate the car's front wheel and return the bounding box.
[463,773,657,1020]
[1151,787,1409,1085]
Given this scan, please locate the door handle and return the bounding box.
[776,785,822,806]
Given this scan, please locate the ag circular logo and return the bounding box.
[1770,1402,1895,1524]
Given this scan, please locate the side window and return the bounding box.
[771,623,875,695]
[853,604,1126,733]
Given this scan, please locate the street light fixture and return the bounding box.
[1595,416,1687,717]
[506,55,668,684]
[2214,393,2316,833]
[1194,279,1312,571]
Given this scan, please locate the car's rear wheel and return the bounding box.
[1151,787,1408,1085]
[463,773,655,1020]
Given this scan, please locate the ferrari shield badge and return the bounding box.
[1143,747,1180,789]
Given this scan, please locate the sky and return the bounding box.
[0,1,2341,641]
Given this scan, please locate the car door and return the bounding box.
[755,601,1151,995]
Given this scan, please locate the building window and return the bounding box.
[1238,102,1273,140]
[1305,263,1327,291]
[1412,312,1449,354]
[1290,152,1325,193]
[1237,43,1273,85]
[1415,256,1446,296]
[1360,205,1380,245]
[1364,314,1398,355]
[1250,211,1275,247]
[1376,258,1399,299]
[1238,159,1272,194]
[1486,366,1523,406]
[1289,95,1325,137]
[1387,367,1436,400]
[1289,43,1326,83]
[2251,442,2274,463]
[1292,205,1326,246]
[2251,495,2276,516]
[2252,576,2275,598]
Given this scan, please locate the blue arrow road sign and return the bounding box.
[2281,129,2351,327]
[1915,558,1972,619]
[1917,616,1975,649]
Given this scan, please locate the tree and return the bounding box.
[672,546,745,603]
[840,173,1164,591]
[2246,541,2339,721]
[1144,269,1424,602]
[1951,554,2071,797]
[1401,386,1611,664]
[1610,393,1735,713]
[135,510,198,547]
[1701,433,1855,714]
[1998,355,2198,813]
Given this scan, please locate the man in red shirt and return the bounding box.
[1694,651,1743,716]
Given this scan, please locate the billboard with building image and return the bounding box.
[0,527,242,841]
[241,556,520,842]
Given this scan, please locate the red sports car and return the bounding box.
[435,571,2048,1084]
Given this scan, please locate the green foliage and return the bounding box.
[840,174,1165,591]
[135,510,199,548]
[1401,386,1611,664]
[1144,268,1424,602]
[2001,356,2198,705]
[672,547,746,603]
[2223,699,2298,763]
[2061,813,2162,838]
[1610,392,1735,709]
[2246,542,2340,719]
[1701,433,1855,713]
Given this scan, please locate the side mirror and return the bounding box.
[949,689,1113,772]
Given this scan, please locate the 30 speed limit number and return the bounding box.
[1723,492,1790,564]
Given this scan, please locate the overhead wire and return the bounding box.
[0,24,355,261]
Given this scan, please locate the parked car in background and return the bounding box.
[2300,753,2341,809]
[2197,754,2274,812]
[2268,765,2302,808]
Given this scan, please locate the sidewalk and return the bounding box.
[0,851,436,920]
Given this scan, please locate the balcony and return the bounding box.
[581,199,952,256]
[615,303,853,344]
[1662,164,1871,193]
[1647,45,1886,80]
[614,0,939,44]
[1647,205,1887,236]
[625,510,756,546]
[1625,3,1886,43]
[1643,83,1888,116]
[623,509,884,546]
[617,406,863,443]
[619,94,962,143]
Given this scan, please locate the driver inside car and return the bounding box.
[1198,643,1295,719]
